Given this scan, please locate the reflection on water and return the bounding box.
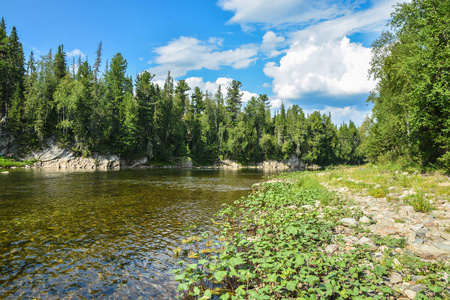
[0,168,279,299]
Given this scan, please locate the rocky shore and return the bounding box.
[174,167,449,299]
[317,171,450,299]
[1,137,306,170]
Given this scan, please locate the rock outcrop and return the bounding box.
[256,155,305,170]
[0,133,18,157]
[23,139,121,169]
[2,135,306,170]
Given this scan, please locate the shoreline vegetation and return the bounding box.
[173,165,450,299]
[1,0,449,174]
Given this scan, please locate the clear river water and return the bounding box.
[0,168,280,299]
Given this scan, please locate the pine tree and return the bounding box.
[53,44,66,81]
[225,80,242,125]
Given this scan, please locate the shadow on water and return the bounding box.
[0,168,283,299]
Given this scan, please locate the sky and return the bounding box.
[1,0,402,126]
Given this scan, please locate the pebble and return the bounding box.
[414,238,424,244]
[416,228,428,238]
[390,274,402,284]
[359,216,371,224]
[405,289,416,299]
[410,275,426,283]
[325,244,339,254]
[410,224,424,231]
[339,218,358,227]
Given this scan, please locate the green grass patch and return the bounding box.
[0,157,35,168]
[403,192,435,213]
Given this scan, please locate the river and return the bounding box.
[0,168,279,299]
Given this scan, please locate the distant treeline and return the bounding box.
[0,18,363,165]
[1,0,448,170]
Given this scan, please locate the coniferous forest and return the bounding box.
[0,0,449,170]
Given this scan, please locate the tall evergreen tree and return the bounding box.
[93,41,102,83]
[225,80,242,125]
[53,44,66,81]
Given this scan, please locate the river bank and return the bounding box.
[1,139,308,171]
[174,166,450,299]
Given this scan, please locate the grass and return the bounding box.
[173,169,450,299]
[403,192,435,213]
[0,157,35,168]
[322,164,449,206]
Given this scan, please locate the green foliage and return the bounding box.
[367,0,450,169]
[403,192,435,213]
[1,17,369,166]
[173,171,449,299]
[0,156,35,167]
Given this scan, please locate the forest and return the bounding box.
[0,0,448,169]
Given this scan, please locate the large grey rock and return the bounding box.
[0,133,18,156]
[256,155,305,170]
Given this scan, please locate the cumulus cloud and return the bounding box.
[185,77,233,94]
[304,105,371,127]
[219,0,398,99]
[242,90,259,103]
[264,37,375,99]
[260,0,401,99]
[270,99,283,110]
[148,36,258,80]
[261,31,286,57]
[66,49,86,58]
[184,77,258,104]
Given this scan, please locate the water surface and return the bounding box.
[0,168,278,299]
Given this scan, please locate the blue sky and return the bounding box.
[2,0,401,126]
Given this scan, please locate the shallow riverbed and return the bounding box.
[0,168,279,299]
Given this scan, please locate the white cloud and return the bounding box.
[66,49,86,58]
[262,82,271,88]
[184,77,258,104]
[185,77,233,94]
[260,0,399,99]
[261,31,286,57]
[289,0,399,43]
[218,0,358,30]
[148,36,258,80]
[139,57,143,61]
[242,90,259,103]
[304,105,371,127]
[264,37,375,99]
[270,99,283,110]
